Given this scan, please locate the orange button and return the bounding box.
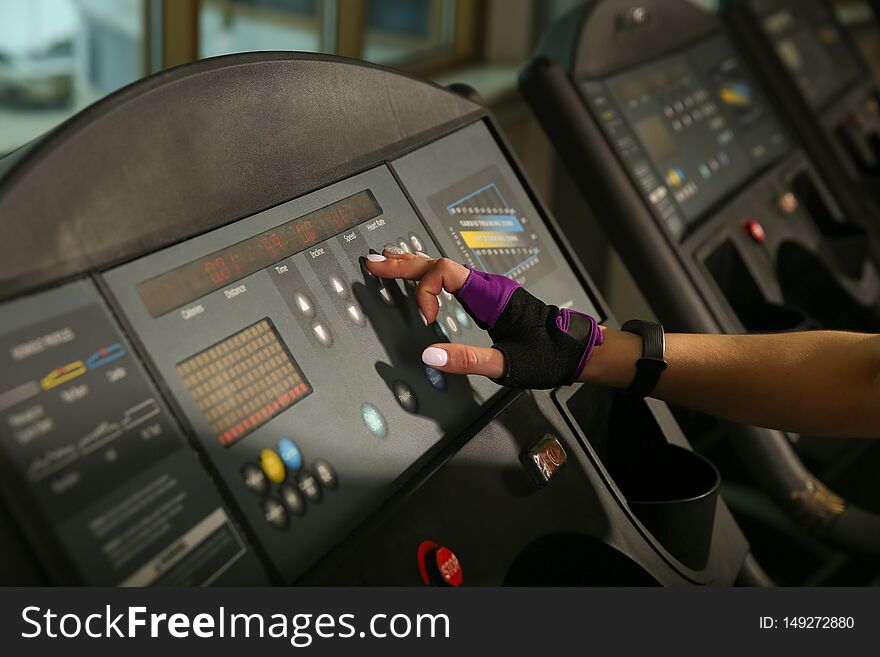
[260,448,286,484]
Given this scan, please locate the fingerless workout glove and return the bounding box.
[454,266,603,389]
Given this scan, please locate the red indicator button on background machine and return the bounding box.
[418,541,463,587]
[743,219,766,244]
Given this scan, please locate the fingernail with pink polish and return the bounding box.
[419,310,428,326]
[365,254,387,262]
[422,347,448,367]
[416,251,431,259]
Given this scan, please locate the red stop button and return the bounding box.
[418,541,463,587]
[743,219,766,244]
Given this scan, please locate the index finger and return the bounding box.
[364,254,436,281]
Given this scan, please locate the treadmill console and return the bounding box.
[1,122,594,584]
[751,0,864,110]
[581,34,790,240]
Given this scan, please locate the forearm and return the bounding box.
[579,329,880,438]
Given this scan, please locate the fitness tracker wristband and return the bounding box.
[620,319,667,398]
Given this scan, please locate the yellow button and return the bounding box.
[260,448,286,484]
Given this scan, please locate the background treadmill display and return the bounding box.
[754,0,862,109]
[177,319,312,447]
[587,34,790,238]
[137,190,382,317]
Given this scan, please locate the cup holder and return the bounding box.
[611,444,720,571]
[564,387,721,572]
[504,533,662,585]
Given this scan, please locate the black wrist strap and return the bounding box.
[620,319,667,398]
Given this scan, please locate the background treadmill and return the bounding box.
[833,0,880,78]
[521,0,880,583]
[725,0,880,225]
[0,52,750,586]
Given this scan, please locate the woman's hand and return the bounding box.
[364,250,506,379]
[365,249,604,388]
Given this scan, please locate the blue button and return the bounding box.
[277,438,303,471]
[423,364,446,391]
[361,402,387,438]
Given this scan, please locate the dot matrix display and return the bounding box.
[176,319,311,447]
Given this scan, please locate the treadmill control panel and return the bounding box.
[94,121,597,582]
[581,33,790,240]
[752,0,863,110]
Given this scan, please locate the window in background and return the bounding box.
[199,0,333,58]
[0,0,145,155]
[362,0,455,67]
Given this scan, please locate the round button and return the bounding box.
[277,438,302,471]
[361,402,387,437]
[279,483,306,516]
[777,192,798,215]
[330,275,350,299]
[417,541,463,587]
[297,469,322,503]
[409,233,424,252]
[294,292,316,318]
[454,305,471,329]
[392,379,419,413]
[260,448,286,484]
[312,321,333,346]
[313,459,338,490]
[262,497,289,530]
[423,364,446,391]
[241,462,269,496]
[396,237,411,253]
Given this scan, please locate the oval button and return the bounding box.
[392,380,419,413]
[423,365,446,391]
[260,448,286,484]
[277,438,302,471]
[361,402,387,438]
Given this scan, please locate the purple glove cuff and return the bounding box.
[454,265,522,330]
[557,308,605,385]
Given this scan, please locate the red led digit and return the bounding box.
[258,235,277,257]
[295,220,316,245]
